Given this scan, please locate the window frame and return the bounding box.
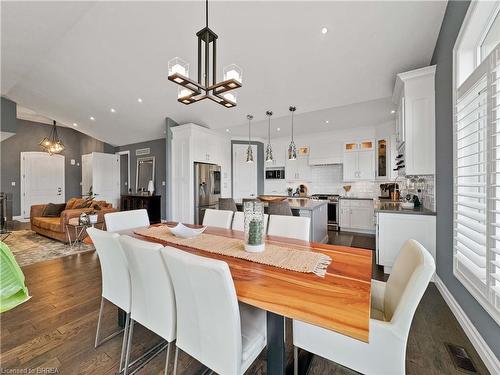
[453,1,500,325]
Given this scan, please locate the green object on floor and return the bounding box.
[0,241,30,313]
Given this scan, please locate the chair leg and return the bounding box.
[94,297,105,348]
[164,342,171,374]
[119,313,131,372]
[173,346,179,375]
[294,346,298,375]
[123,319,135,375]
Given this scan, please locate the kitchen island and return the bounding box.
[235,198,329,243]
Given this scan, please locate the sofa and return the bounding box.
[30,198,118,243]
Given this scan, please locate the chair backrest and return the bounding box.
[268,201,293,216]
[267,215,310,241]
[232,211,268,233]
[218,198,237,212]
[87,227,131,312]
[119,235,176,342]
[104,209,150,232]
[202,209,234,229]
[160,247,242,375]
[384,239,435,330]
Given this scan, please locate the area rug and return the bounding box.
[1,230,94,267]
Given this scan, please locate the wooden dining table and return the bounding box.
[123,222,373,375]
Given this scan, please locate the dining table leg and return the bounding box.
[267,311,285,375]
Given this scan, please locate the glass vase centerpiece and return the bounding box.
[244,201,265,253]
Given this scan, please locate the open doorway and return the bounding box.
[116,150,130,196]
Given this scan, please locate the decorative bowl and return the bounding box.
[257,195,287,203]
[169,223,206,239]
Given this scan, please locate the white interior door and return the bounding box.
[91,152,120,208]
[232,144,258,199]
[21,152,65,219]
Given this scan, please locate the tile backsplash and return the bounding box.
[265,164,436,211]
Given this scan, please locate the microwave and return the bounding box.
[265,168,285,179]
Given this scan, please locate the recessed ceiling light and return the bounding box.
[325,120,329,124]
[321,27,328,34]
[225,128,230,132]
[110,108,116,113]
[137,98,143,103]
[277,127,281,132]
[90,116,95,121]
[391,110,396,114]
[73,123,78,127]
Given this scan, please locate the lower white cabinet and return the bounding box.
[339,199,375,233]
[376,212,436,274]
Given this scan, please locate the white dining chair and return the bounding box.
[160,247,266,375]
[267,215,310,241]
[202,208,234,229]
[86,227,131,373]
[292,239,436,375]
[231,212,269,232]
[104,209,150,232]
[119,236,176,375]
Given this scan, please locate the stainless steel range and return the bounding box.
[310,194,340,230]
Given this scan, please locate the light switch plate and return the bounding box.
[11,181,15,186]
[162,181,166,186]
[70,159,76,165]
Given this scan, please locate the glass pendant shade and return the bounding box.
[288,106,297,160]
[224,64,243,84]
[265,110,274,162]
[246,145,254,163]
[246,114,254,163]
[223,92,237,104]
[168,57,189,78]
[178,87,193,99]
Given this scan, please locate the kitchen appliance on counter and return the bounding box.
[311,194,340,230]
[379,183,399,199]
[265,167,285,179]
[194,162,221,225]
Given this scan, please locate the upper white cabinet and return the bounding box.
[343,140,375,181]
[171,124,231,224]
[393,65,436,175]
[286,155,312,181]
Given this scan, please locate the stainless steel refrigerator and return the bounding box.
[194,162,221,225]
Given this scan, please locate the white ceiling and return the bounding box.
[1,1,446,146]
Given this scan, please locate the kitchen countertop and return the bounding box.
[374,201,436,216]
[235,198,327,211]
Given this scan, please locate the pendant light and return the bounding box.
[167,0,242,108]
[39,120,65,155]
[288,106,297,160]
[265,110,274,163]
[246,114,254,163]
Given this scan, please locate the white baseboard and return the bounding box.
[13,216,29,223]
[434,275,500,375]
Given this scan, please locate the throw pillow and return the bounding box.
[42,203,66,217]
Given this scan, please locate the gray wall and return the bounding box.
[1,97,17,133]
[231,140,264,196]
[115,138,167,219]
[432,0,500,358]
[0,117,114,216]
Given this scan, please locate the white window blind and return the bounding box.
[454,43,500,324]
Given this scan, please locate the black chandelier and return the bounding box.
[39,120,64,155]
[167,0,242,108]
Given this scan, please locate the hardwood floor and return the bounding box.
[0,248,491,374]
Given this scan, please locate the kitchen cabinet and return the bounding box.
[393,65,435,175]
[339,199,375,233]
[171,123,231,224]
[233,144,258,199]
[286,155,312,181]
[343,141,375,181]
[376,212,436,274]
